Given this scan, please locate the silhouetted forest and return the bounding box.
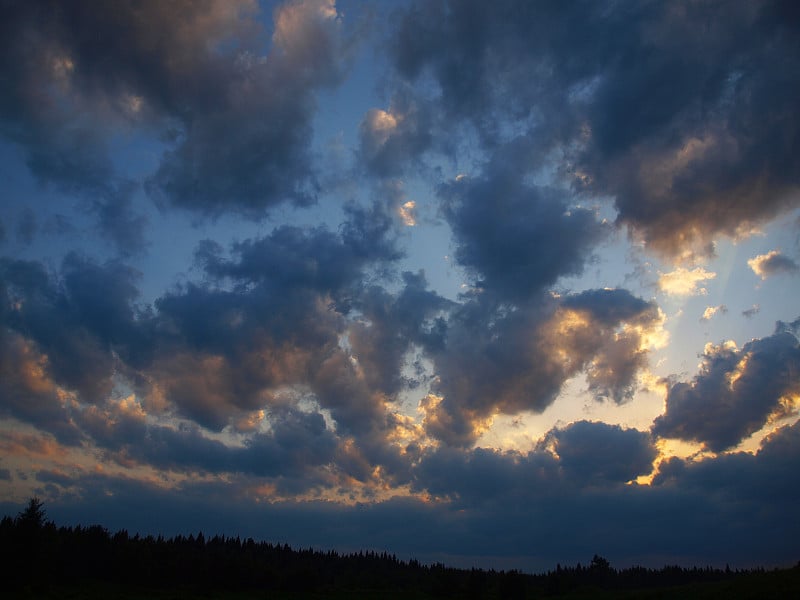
[2,498,799,599]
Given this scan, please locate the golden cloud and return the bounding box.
[658,267,716,296]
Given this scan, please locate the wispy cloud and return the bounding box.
[742,304,761,319]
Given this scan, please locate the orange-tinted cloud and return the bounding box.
[658,267,716,296]
[748,250,799,280]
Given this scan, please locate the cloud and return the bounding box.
[0,331,82,445]
[543,421,658,487]
[42,214,76,237]
[1,1,800,573]
[747,250,799,279]
[700,305,727,322]
[146,279,341,430]
[0,249,392,486]
[347,271,453,398]
[1,199,425,484]
[0,432,75,465]
[742,304,760,318]
[424,289,663,446]
[2,209,668,484]
[15,208,37,245]
[653,321,800,451]
[156,200,409,432]
[145,0,349,216]
[0,254,144,405]
[390,0,800,261]
[18,419,800,570]
[398,201,416,226]
[0,200,432,490]
[1,0,350,224]
[78,397,339,491]
[358,90,435,177]
[197,225,374,294]
[92,186,148,258]
[658,267,716,296]
[440,147,610,302]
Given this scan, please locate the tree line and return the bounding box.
[1,498,797,598]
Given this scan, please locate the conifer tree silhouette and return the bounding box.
[16,497,46,530]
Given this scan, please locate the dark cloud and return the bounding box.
[440,147,610,302]
[15,207,37,245]
[424,289,662,446]
[92,185,148,257]
[155,206,406,432]
[391,0,572,143]
[59,253,144,350]
[15,148,140,257]
[3,3,797,568]
[42,214,76,236]
[651,422,800,553]
[79,399,338,491]
[144,223,422,489]
[348,271,453,397]
[653,321,800,451]
[742,304,761,318]
[560,288,658,328]
[77,398,147,453]
[0,0,123,202]
[198,202,402,297]
[545,421,657,486]
[0,229,416,482]
[18,419,800,570]
[146,281,340,430]
[0,330,83,445]
[358,88,436,177]
[412,445,557,507]
[1,0,350,226]
[391,0,800,260]
[198,226,369,294]
[339,197,406,265]
[0,31,148,255]
[2,195,411,449]
[0,254,144,405]
[413,421,656,506]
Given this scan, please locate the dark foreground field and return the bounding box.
[3,500,799,599]
[8,567,800,600]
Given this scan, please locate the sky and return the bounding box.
[1,0,799,572]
